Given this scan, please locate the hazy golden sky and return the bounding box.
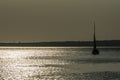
[0,0,120,42]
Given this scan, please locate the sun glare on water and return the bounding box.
[0,47,31,59]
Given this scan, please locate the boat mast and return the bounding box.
[92,21,99,55]
[93,21,96,49]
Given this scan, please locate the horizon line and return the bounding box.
[0,39,120,43]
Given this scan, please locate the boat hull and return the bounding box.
[92,49,99,55]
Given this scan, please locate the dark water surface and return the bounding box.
[0,47,120,80]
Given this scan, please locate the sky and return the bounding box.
[0,0,120,42]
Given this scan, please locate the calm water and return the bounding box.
[0,47,120,80]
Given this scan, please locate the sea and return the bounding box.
[0,47,120,80]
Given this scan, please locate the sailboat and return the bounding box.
[92,22,99,55]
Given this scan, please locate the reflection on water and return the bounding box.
[0,47,120,80]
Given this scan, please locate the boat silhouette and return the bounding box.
[92,21,99,55]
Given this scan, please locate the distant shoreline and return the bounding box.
[0,40,120,47]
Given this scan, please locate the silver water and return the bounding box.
[0,47,120,80]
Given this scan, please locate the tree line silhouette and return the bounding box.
[0,40,120,47]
